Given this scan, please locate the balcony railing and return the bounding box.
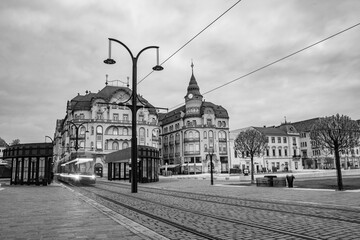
[184,137,200,142]
[74,118,158,126]
[184,151,200,155]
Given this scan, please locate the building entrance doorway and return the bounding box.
[94,163,103,177]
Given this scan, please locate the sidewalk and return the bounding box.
[0,183,167,240]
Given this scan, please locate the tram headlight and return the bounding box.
[73,174,80,180]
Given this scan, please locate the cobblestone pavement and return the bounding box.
[0,182,166,240]
[1,172,360,240]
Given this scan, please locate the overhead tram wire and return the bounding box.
[168,21,360,111]
[137,0,242,85]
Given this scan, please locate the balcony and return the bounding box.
[184,137,200,143]
[184,151,200,155]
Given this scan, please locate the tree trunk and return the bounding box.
[251,155,254,184]
[334,145,344,191]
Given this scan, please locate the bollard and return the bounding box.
[286,175,295,188]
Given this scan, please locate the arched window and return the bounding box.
[80,126,86,135]
[204,131,207,139]
[123,128,128,135]
[209,130,214,148]
[139,128,145,145]
[112,142,119,150]
[113,127,118,135]
[189,131,193,138]
[122,142,129,149]
[96,126,103,149]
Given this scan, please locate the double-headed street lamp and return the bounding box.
[207,148,215,185]
[104,38,163,193]
[67,121,89,152]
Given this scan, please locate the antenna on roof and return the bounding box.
[105,74,108,85]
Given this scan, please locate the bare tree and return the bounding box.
[310,114,360,190]
[11,139,20,146]
[234,128,268,183]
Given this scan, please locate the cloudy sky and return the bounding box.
[1,0,359,144]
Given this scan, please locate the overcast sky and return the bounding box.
[1,0,359,144]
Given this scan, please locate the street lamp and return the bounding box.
[207,148,215,185]
[45,136,54,144]
[104,38,163,193]
[67,121,88,151]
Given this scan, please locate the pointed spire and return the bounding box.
[191,60,194,75]
[186,60,202,100]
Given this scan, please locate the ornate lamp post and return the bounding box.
[207,148,215,185]
[104,38,163,193]
[67,121,89,151]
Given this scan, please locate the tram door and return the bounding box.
[94,163,103,177]
[29,158,37,183]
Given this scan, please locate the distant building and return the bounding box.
[0,137,8,160]
[292,118,360,169]
[0,138,10,178]
[53,84,160,178]
[159,63,230,174]
[230,123,303,173]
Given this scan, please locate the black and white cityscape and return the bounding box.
[1,1,360,239]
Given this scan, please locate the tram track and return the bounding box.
[98,181,360,224]
[74,183,349,240]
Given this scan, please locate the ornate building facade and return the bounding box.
[159,64,230,174]
[53,85,160,178]
[230,124,303,173]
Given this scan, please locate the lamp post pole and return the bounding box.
[207,148,214,185]
[104,38,163,193]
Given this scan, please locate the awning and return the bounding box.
[75,158,94,165]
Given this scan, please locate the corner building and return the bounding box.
[159,64,230,174]
[53,85,160,178]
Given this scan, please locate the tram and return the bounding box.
[57,157,96,185]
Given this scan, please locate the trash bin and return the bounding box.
[286,175,295,188]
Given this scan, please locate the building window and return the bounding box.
[283,137,287,143]
[112,142,119,150]
[278,149,282,156]
[122,142,129,149]
[79,113,85,119]
[271,137,275,143]
[139,128,145,145]
[96,126,103,150]
[207,119,212,126]
[113,113,119,121]
[284,149,288,156]
[123,114,129,121]
[113,128,118,135]
[272,149,276,156]
[278,137,281,143]
[204,131,207,139]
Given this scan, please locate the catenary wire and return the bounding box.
[138,0,242,84]
[168,22,360,111]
